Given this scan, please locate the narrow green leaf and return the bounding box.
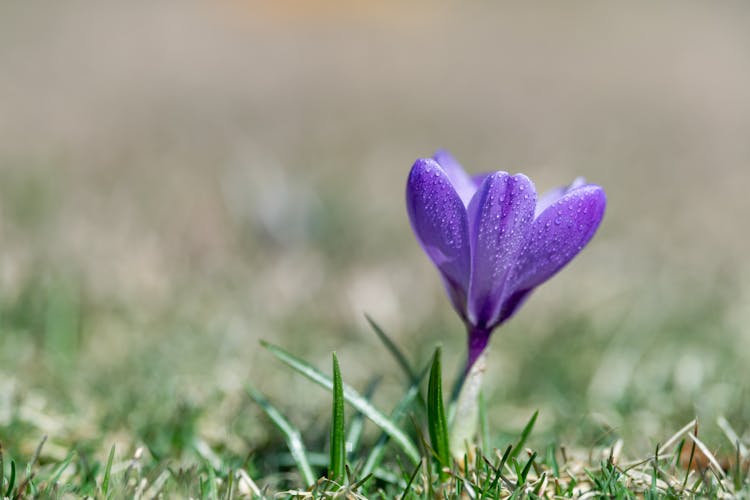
[365,314,417,383]
[261,341,420,463]
[224,469,234,500]
[411,423,435,497]
[199,477,208,498]
[329,352,346,485]
[734,440,743,492]
[360,364,427,478]
[480,447,511,500]
[673,439,685,468]
[5,460,15,497]
[427,347,451,480]
[345,377,379,458]
[681,435,697,492]
[102,444,116,496]
[246,385,316,486]
[349,472,374,491]
[651,443,659,493]
[399,460,422,500]
[206,463,219,500]
[546,444,560,478]
[519,451,537,485]
[533,471,547,496]
[44,450,76,494]
[509,410,538,461]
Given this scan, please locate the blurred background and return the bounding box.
[1,0,749,466]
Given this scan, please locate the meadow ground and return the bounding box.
[1,1,750,497]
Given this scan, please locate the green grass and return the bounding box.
[2,373,749,498]
[2,295,750,498]
[1,168,748,498]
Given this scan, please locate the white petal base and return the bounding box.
[450,351,486,460]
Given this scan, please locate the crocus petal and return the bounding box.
[467,172,536,329]
[494,288,533,326]
[505,184,606,307]
[406,158,472,318]
[535,177,586,218]
[433,150,478,207]
[472,173,491,190]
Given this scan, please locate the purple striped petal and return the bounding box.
[472,173,491,190]
[467,172,536,328]
[535,177,586,218]
[495,288,533,326]
[406,158,471,318]
[433,150,478,208]
[507,184,606,299]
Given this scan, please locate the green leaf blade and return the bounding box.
[360,367,426,478]
[365,314,417,383]
[329,352,346,485]
[101,444,115,496]
[261,341,420,464]
[5,460,15,497]
[509,410,538,461]
[246,384,316,486]
[427,347,451,481]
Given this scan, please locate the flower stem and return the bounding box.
[466,326,491,372]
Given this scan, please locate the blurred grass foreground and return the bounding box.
[2,1,750,496]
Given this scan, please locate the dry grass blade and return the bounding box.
[717,416,749,458]
[661,419,697,452]
[608,439,623,464]
[623,468,670,492]
[687,432,726,479]
[236,470,261,497]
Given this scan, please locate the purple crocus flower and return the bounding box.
[406,150,606,370]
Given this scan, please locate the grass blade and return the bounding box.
[519,451,537,485]
[365,314,417,383]
[509,410,538,461]
[43,450,76,494]
[261,341,420,464]
[480,446,512,499]
[329,352,346,485]
[427,347,451,480]
[360,364,428,478]
[346,377,379,458]
[224,468,234,500]
[102,444,116,496]
[246,384,316,486]
[681,436,697,491]
[5,460,15,498]
[399,460,423,500]
[206,463,219,500]
[687,432,726,480]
